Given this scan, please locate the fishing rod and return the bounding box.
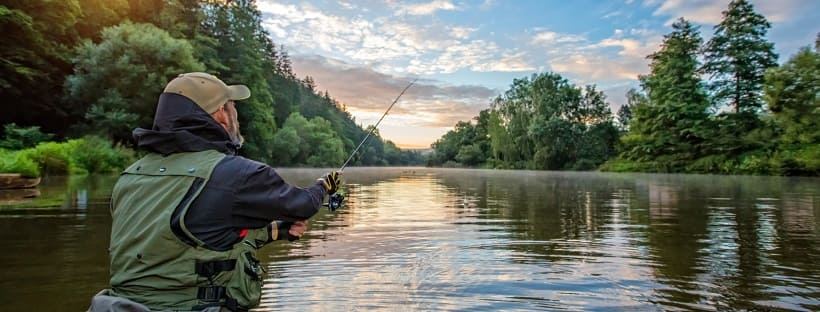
[324,78,418,211]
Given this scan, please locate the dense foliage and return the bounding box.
[430,0,817,176]
[603,0,817,175]
[1,0,425,169]
[429,73,619,170]
[0,136,135,177]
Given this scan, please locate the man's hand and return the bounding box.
[288,220,308,238]
[318,171,342,194]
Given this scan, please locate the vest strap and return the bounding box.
[196,286,248,312]
[197,285,226,302]
[195,259,237,278]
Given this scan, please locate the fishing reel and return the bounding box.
[323,193,345,212]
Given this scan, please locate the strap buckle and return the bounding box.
[197,286,226,302]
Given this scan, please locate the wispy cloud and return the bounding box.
[259,1,516,76]
[396,0,458,16]
[472,52,536,72]
[527,28,661,83]
[650,0,808,24]
[531,31,586,45]
[291,54,497,128]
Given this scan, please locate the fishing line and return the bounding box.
[339,78,418,171]
[324,78,418,211]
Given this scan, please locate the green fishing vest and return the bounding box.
[108,150,270,311]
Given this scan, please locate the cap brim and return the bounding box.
[228,85,251,101]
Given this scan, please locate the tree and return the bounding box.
[621,18,709,171]
[486,109,512,163]
[765,40,819,145]
[200,0,278,162]
[270,113,345,167]
[75,0,129,39]
[455,144,484,166]
[618,88,646,132]
[702,0,778,113]
[1,1,82,135]
[65,22,204,142]
[433,71,617,170]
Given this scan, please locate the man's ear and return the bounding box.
[211,106,229,128]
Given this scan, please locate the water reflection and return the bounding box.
[261,169,819,311]
[0,169,817,311]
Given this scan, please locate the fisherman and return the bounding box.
[88,72,341,311]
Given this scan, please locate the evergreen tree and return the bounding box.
[622,18,709,171]
[200,0,277,162]
[702,0,778,113]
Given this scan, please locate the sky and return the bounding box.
[257,0,819,149]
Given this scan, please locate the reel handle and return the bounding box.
[322,193,345,212]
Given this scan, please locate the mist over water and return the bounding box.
[1,169,818,311]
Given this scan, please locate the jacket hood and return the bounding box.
[133,93,239,155]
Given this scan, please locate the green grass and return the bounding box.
[0,136,135,177]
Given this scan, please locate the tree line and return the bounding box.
[428,0,818,176]
[1,0,425,167]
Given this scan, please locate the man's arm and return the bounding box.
[233,162,328,223]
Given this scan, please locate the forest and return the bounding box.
[427,0,818,176]
[1,0,425,172]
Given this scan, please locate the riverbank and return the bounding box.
[0,136,135,178]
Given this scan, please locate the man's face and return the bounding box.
[225,100,244,146]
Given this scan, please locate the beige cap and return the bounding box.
[163,72,250,114]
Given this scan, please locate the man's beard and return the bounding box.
[227,111,244,147]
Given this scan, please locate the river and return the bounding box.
[0,168,818,311]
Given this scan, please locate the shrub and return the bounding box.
[1,136,135,177]
[771,144,820,176]
[599,158,657,172]
[67,136,135,174]
[18,142,74,175]
[0,149,40,177]
[0,123,53,149]
[572,158,598,171]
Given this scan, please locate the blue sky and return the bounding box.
[258,0,819,148]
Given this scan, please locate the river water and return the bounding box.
[0,168,818,311]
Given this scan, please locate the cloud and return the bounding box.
[258,1,522,76]
[450,26,477,39]
[337,1,356,10]
[397,0,458,16]
[480,0,497,10]
[531,31,586,45]
[291,54,498,128]
[649,0,808,24]
[603,10,624,19]
[471,52,536,72]
[527,28,661,83]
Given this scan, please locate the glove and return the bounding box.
[318,171,341,194]
[275,221,301,241]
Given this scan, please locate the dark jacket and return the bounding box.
[132,93,327,250]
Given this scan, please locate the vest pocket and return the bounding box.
[227,251,264,307]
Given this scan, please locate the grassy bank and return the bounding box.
[0,136,135,177]
[600,144,820,176]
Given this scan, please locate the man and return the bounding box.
[89,72,341,311]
